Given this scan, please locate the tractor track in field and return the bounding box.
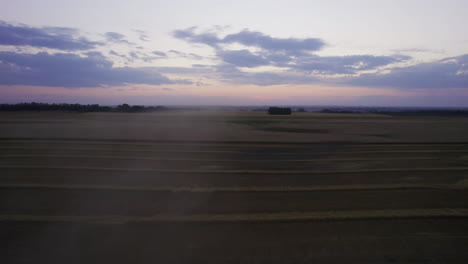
[1,208,468,224]
[0,182,465,192]
[0,154,458,162]
[1,165,468,174]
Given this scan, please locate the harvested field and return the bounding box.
[1,111,468,263]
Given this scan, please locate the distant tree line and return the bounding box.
[372,110,468,117]
[320,108,468,117]
[0,102,168,113]
[320,109,355,114]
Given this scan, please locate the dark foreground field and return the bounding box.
[0,111,467,263]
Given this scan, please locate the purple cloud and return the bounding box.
[0,21,100,51]
[217,49,269,67]
[291,54,411,74]
[152,51,167,57]
[105,32,133,44]
[345,54,468,89]
[172,27,325,53]
[133,29,150,42]
[172,27,220,47]
[168,50,204,60]
[0,51,187,87]
[223,30,325,53]
[173,27,408,75]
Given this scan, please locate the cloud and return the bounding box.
[173,27,408,76]
[152,51,167,57]
[291,54,411,74]
[215,52,409,74]
[129,51,139,59]
[168,50,205,60]
[3,21,465,91]
[0,51,187,87]
[136,52,168,62]
[391,48,446,54]
[133,29,150,42]
[0,20,100,51]
[215,64,319,86]
[109,50,126,58]
[223,30,325,53]
[214,53,467,88]
[217,49,269,67]
[172,27,220,47]
[154,66,213,74]
[344,54,468,89]
[109,50,166,63]
[42,27,80,36]
[105,32,133,44]
[192,64,209,68]
[172,27,325,53]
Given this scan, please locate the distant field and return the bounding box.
[1,111,467,263]
[1,110,468,142]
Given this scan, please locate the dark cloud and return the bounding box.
[3,21,464,91]
[187,53,204,60]
[168,50,205,60]
[217,49,269,67]
[0,51,186,87]
[215,50,409,75]
[105,32,125,41]
[43,27,80,36]
[173,27,407,76]
[109,50,126,58]
[129,51,139,59]
[137,52,167,63]
[215,63,319,86]
[223,30,325,53]
[108,50,135,64]
[0,21,100,51]
[168,50,184,56]
[152,51,167,57]
[172,27,220,47]
[105,32,133,44]
[172,27,325,53]
[133,29,150,42]
[109,50,166,63]
[192,64,210,68]
[155,66,213,74]
[345,54,468,89]
[213,54,468,88]
[291,54,411,74]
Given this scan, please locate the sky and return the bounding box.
[1,0,468,106]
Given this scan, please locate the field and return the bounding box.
[1,110,468,263]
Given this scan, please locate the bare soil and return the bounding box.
[1,111,467,263]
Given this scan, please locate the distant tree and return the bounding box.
[129,105,145,112]
[117,103,131,112]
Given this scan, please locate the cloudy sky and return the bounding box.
[1,0,468,106]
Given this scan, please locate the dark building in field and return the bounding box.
[268,107,292,115]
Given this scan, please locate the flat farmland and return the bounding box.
[1,111,468,263]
